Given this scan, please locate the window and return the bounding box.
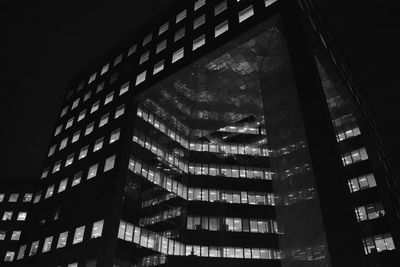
[72,171,82,186]
[91,101,100,114]
[60,137,68,150]
[54,125,62,136]
[29,241,39,256]
[23,193,33,202]
[53,161,61,173]
[342,147,368,166]
[42,236,53,253]
[153,60,165,75]
[215,1,227,16]
[114,54,123,66]
[91,220,104,238]
[348,173,377,193]
[265,0,278,8]
[57,231,68,248]
[193,35,206,50]
[0,231,5,240]
[17,212,27,221]
[72,131,80,143]
[172,48,184,63]
[159,22,169,35]
[79,145,89,160]
[96,82,104,93]
[47,145,56,157]
[101,63,109,75]
[215,20,229,37]
[11,230,21,240]
[68,263,78,267]
[4,251,15,262]
[120,82,129,96]
[93,137,104,152]
[73,226,85,244]
[174,28,185,42]
[140,51,150,65]
[88,72,96,84]
[0,194,4,202]
[66,117,74,129]
[127,44,137,56]
[45,185,54,199]
[110,129,120,143]
[83,91,91,102]
[194,0,205,11]
[9,193,18,202]
[2,211,12,220]
[33,192,41,203]
[85,122,94,136]
[136,71,146,85]
[104,155,116,172]
[239,5,254,23]
[61,106,68,117]
[78,109,86,122]
[156,40,167,54]
[65,153,74,167]
[71,98,79,110]
[143,33,152,46]
[17,245,26,260]
[58,178,68,193]
[99,114,109,127]
[105,92,114,105]
[115,104,125,119]
[176,10,187,23]
[87,164,98,179]
[194,15,205,29]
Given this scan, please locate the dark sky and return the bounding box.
[1,0,399,180]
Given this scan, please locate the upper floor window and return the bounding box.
[105,92,114,105]
[54,125,62,136]
[91,220,104,238]
[91,101,100,114]
[9,193,19,202]
[41,168,49,179]
[194,15,205,29]
[342,147,368,166]
[17,245,26,260]
[239,5,254,23]
[79,145,89,160]
[42,236,53,253]
[159,22,169,35]
[0,231,5,240]
[53,160,61,173]
[60,137,68,150]
[215,1,227,16]
[77,109,86,122]
[115,104,125,118]
[139,51,150,65]
[29,241,39,256]
[93,137,104,152]
[23,193,33,202]
[48,145,56,157]
[156,40,167,54]
[2,211,12,221]
[88,164,98,179]
[99,113,109,127]
[61,106,68,117]
[57,231,68,248]
[176,10,187,23]
[4,251,15,262]
[127,44,137,56]
[72,171,82,186]
[265,0,278,8]
[363,233,395,254]
[85,122,94,136]
[58,178,68,193]
[104,155,116,172]
[45,185,54,199]
[83,91,91,102]
[11,230,21,240]
[193,34,206,50]
[174,28,185,42]
[355,202,385,222]
[71,131,80,143]
[96,82,104,93]
[88,73,97,84]
[194,0,206,11]
[110,129,121,144]
[215,20,229,37]
[114,54,123,66]
[65,153,74,167]
[143,34,153,46]
[0,194,4,202]
[71,98,80,110]
[172,48,184,63]
[348,173,377,193]
[136,71,146,86]
[153,60,164,75]
[73,226,85,244]
[101,63,109,75]
[119,82,129,96]
[17,212,27,221]
[66,117,74,129]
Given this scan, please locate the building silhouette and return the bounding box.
[1,0,399,266]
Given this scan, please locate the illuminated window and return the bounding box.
[48,145,56,157]
[58,178,68,193]
[172,48,184,63]
[77,109,86,122]
[83,91,91,102]
[140,51,150,65]
[87,164,98,179]
[99,114,109,127]
[88,73,96,84]
[174,28,185,42]
[101,63,109,75]
[17,212,27,221]
[239,5,254,23]
[42,236,53,253]
[265,0,278,7]
[17,245,26,260]
[104,155,116,172]
[54,124,62,136]
[215,1,227,16]
[194,0,205,10]
[153,60,165,75]
[85,122,94,136]
[342,147,368,166]
[66,117,74,129]
[348,173,377,193]
[114,54,123,66]
[176,10,187,23]
[136,71,146,85]
[11,230,21,240]
[128,44,137,56]
[53,161,61,173]
[4,251,15,262]
[71,131,80,143]
[91,101,100,114]
[72,171,82,187]
[73,226,85,244]
[65,153,74,167]
[110,129,120,143]
[193,34,206,50]
[156,40,167,54]
[33,192,41,203]
[2,211,12,221]
[105,92,114,105]
[0,194,3,202]
[59,137,68,150]
[159,22,169,35]
[60,106,68,117]
[23,193,32,202]
[120,82,129,96]
[45,185,54,199]
[71,98,79,110]
[93,137,104,152]
[91,220,104,238]
[79,145,88,160]
[57,231,68,248]
[143,34,152,46]
[194,15,205,29]
[96,82,104,93]
[9,193,18,202]
[0,231,5,240]
[215,20,229,37]
[68,263,78,267]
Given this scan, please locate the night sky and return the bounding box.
[1,0,399,180]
